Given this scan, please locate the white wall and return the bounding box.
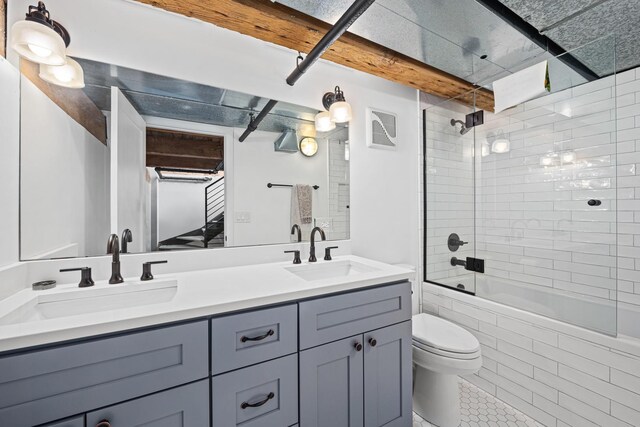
[20,78,110,259]
[229,128,329,246]
[7,0,420,269]
[0,58,20,268]
[155,177,213,243]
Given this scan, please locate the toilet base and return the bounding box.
[413,365,460,427]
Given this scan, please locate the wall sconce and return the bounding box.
[11,2,85,88]
[315,86,353,132]
[10,1,69,65]
[39,57,85,88]
[323,86,353,123]
[299,137,318,157]
[314,111,336,132]
[561,151,576,163]
[491,131,510,154]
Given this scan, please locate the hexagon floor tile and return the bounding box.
[413,379,544,427]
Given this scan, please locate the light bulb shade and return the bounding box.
[491,138,510,154]
[315,111,336,132]
[561,151,576,163]
[11,20,66,65]
[299,137,318,157]
[329,101,353,123]
[39,58,85,88]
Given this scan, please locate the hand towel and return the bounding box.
[291,184,313,227]
[493,60,551,113]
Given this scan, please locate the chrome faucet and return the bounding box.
[291,224,302,242]
[107,234,124,284]
[309,227,326,262]
[121,228,133,253]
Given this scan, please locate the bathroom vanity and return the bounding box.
[0,257,413,427]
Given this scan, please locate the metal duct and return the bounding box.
[274,130,299,153]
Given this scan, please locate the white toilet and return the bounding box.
[412,313,482,427]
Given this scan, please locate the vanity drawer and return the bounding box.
[212,354,298,427]
[0,321,208,427]
[43,416,84,427]
[211,304,297,374]
[86,379,209,427]
[299,282,411,350]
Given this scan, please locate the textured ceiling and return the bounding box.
[500,0,637,73]
[276,0,551,86]
[278,0,630,89]
[76,58,333,136]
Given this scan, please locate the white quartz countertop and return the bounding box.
[0,256,413,353]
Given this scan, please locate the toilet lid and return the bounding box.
[412,313,480,354]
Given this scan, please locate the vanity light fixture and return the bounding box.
[10,2,70,66]
[314,111,336,132]
[491,131,510,154]
[299,137,319,157]
[39,57,85,88]
[323,86,353,124]
[561,151,577,163]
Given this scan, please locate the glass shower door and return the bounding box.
[473,39,618,335]
[423,92,477,294]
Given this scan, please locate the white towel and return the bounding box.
[493,60,551,113]
[291,184,313,228]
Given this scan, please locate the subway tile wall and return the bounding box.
[325,138,350,241]
[422,283,640,427]
[423,67,640,338]
[420,66,640,426]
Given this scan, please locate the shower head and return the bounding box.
[450,118,470,135]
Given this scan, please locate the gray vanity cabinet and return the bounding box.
[0,321,208,427]
[299,282,413,427]
[43,416,84,427]
[363,321,412,427]
[211,354,298,427]
[300,335,365,427]
[86,380,209,427]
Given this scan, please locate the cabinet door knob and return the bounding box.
[354,342,363,352]
[368,338,377,347]
[96,421,111,427]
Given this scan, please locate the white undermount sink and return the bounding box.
[0,279,178,326]
[285,260,380,282]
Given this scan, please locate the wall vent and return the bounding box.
[367,108,397,149]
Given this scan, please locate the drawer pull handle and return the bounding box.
[241,329,275,343]
[96,421,112,427]
[354,341,363,352]
[241,392,275,409]
[369,338,377,347]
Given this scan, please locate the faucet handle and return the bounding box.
[324,246,339,261]
[284,250,302,265]
[60,267,95,288]
[141,261,168,281]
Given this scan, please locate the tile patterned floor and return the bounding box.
[413,380,543,427]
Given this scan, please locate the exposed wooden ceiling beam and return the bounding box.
[135,0,494,111]
[146,128,223,170]
[1,0,6,58]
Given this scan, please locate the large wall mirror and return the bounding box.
[20,58,350,260]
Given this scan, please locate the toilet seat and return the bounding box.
[413,339,480,360]
[412,313,480,354]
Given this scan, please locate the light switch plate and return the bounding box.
[235,212,251,223]
[315,218,333,230]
